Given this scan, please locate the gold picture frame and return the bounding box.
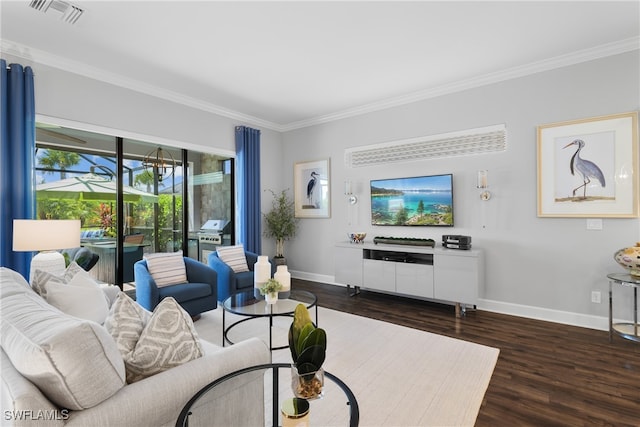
[537,111,638,218]
[294,158,331,218]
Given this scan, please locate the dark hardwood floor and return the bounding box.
[292,278,640,426]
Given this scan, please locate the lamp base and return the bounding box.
[30,251,66,283]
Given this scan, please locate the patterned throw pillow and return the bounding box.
[104,293,151,362]
[216,244,249,273]
[105,294,203,383]
[31,261,86,298]
[143,251,188,288]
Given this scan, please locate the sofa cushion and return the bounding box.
[104,292,151,358]
[0,272,125,410]
[143,251,188,288]
[32,265,111,324]
[216,244,249,273]
[30,261,85,298]
[104,294,203,383]
[44,271,110,324]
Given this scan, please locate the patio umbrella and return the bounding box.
[37,173,158,203]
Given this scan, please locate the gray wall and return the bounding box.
[6,50,639,329]
[280,51,640,330]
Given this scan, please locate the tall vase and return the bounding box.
[275,265,291,298]
[254,255,271,299]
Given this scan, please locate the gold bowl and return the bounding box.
[348,232,366,244]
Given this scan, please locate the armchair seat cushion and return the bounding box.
[158,281,213,303]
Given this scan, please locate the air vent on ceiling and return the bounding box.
[344,124,507,168]
[29,0,84,25]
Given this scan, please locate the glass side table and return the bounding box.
[608,273,640,343]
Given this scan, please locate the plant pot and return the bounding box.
[291,365,324,400]
[265,292,278,305]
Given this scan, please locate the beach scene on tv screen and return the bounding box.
[371,174,453,226]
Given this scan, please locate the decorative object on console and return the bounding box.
[254,255,272,299]
[614,242,640,277]
[263,189,298,263]
[259,278,283,305]
[274,264,291,298]
[477,170,491,201]
[347,232,367,244]
[12,219,81,282]
[373,236,435,247]
[289,304,327,399]
[442,235,472,250]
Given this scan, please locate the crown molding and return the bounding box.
[1,40,283,132]
[3,36,638,133]
[280,36,640,131]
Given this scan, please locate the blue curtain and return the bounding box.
[235,125,261,254]
[0,59,36,276]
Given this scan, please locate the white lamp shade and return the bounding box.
[13,219,81,251]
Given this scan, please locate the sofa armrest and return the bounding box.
[184,258,217,299]
[1,348,65,427]
[65,338,270,427]
[133,260,159,311]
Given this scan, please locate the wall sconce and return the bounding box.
[344,180,358,205]
[477,170,491,201]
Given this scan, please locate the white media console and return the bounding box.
[334,242,484,316]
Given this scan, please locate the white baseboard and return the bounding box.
[478,299,609,331]
[290,271,609,332]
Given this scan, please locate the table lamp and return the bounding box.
[13,219,81,281]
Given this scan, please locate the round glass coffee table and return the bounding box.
[222,290,317,352]
[176,363,359,427]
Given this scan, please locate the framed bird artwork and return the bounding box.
[294,158,331,218]
[537,111,638,217]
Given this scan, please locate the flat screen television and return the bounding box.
[370,174,453,226]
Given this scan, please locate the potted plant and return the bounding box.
[259,278,283,304]
[288,304,327,399]
[263,189,298,264]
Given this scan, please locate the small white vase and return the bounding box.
[265,292,278,305]
[254,255,271,299]
[274,265,291,298]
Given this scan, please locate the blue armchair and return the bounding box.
[134,257,217,316]
[208,250,275,302]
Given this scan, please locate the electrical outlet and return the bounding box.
[591,291,601,304]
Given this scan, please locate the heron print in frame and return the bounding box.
[537,112,638,218]
[294,158,331,218]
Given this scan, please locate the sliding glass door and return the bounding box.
[35,122,233,288]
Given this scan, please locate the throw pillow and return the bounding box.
[216,244,249,273]
[31,261,84,297]
[44,272,110,324]
[143,251,188,288]
[104,292,151,357]
[0,290,125,410]
[124,297,203,383]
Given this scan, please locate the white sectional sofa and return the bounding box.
[0,267,270,427]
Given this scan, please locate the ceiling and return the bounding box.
[1,1,639,131]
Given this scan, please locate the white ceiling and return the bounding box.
[1,1,639,131]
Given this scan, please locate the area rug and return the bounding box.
[194,305,499,427]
